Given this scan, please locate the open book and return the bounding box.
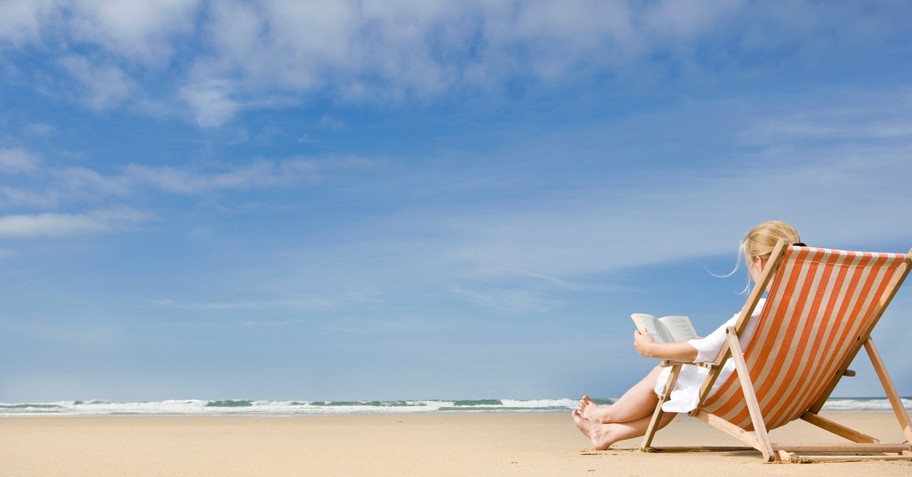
[631,313,698,343]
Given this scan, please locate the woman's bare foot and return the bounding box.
[571,409,590,438]
[571,410,615,450]
[576,395,610,423]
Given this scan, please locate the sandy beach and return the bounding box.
[1,412,909,476]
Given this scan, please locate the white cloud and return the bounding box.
[0,160,132,209]
[0,0,58,47]
[0,186,60,209]
[0,148,40,174]
[643,0,743,39]
[151,295,340,312]
[191,0,358,104]
[449,286,564,314]
[52,166,133,198]
[0,152,370,212]
[744,113,912,142]
[490,0,639,80]
[125,155,368,195]
[123,165,195,194]
[126,161,293,194]
[60,55,136,110]
[260,0,359,76]
[318,115,347,131]
[66,0,200,64]
[0,207,153,238]
[25,122,55,136]
[179,80,240,127]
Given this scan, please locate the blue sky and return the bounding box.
[1,0,911,403]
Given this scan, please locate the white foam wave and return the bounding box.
[1,397,906,417]
[820,397,912,412]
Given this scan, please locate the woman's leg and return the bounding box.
[577,365,664,424]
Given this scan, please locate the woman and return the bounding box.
[572,220,801,450]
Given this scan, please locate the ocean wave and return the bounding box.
[820,397,912,412]
[0,397,906,417]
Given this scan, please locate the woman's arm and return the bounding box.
[634,331,699,362]
[634,305,756,363]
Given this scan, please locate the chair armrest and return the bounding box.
[659,360,718,370]
[658,360,686,367]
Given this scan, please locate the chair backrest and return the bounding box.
[700,244,911,431]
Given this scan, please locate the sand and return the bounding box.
[1,412,910,476]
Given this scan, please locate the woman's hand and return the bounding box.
[633,330,655,357]
[633,330,700,362]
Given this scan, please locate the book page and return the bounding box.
[631,313,674,343]
[657,315,697,342]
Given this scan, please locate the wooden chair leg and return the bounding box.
[726,328,775,462]
[641,364,680,450]
[865,338,912,444]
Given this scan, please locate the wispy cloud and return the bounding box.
[0,148,40,175]
[60,55,137,110]
[449,286,565,314]
[0,156,132,209]
[0,207,153,238]
[24,122,55,136]
[0,317,123,347]
[126,161,284,195]
[151,295,341,312]
[0,147,376,211]
[125,155,373,195]
[52,166,133,198]
[179,79,241,128]
[0,186,61,209]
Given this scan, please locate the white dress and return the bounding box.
[654,299,765,413]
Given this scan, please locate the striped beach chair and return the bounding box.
[641,239,912,462]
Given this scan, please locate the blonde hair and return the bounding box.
[716,221,801,293]
[741,220,801,265]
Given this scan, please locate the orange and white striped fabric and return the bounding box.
[699,245,910,431]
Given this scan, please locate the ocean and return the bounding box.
[1,397,909,417]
